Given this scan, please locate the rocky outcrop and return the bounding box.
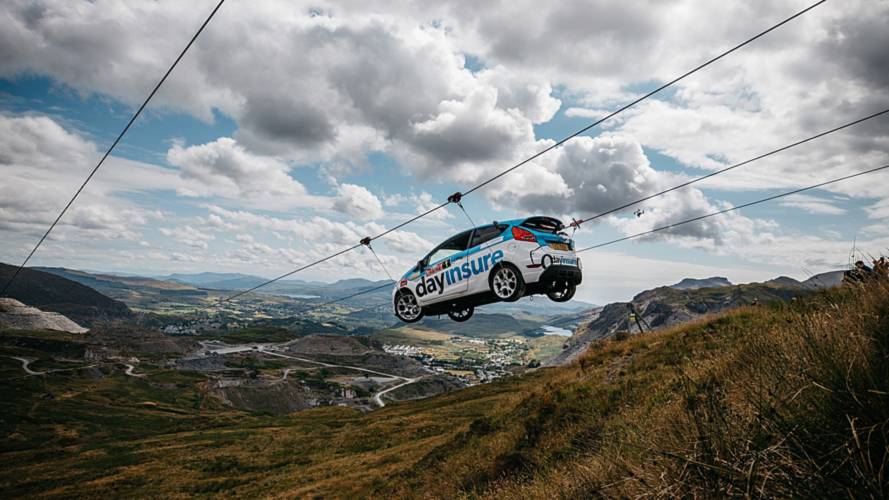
[0,298,88,333]
[549,278,819,365]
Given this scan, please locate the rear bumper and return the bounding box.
[539,264,583,286]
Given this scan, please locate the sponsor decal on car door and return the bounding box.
[414,248,504,304]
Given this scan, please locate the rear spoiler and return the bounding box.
[521,216,565,233]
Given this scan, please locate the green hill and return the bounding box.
[0,281,886,498]
[0,263,131,324]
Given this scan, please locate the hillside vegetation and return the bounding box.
[0,264,131,324]
[1,281,886,498]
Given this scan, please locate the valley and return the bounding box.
[1,273,885,498]
[1,263,877,498]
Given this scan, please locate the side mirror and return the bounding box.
[417,259,425,271]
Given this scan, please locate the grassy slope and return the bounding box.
[1,282,887,498]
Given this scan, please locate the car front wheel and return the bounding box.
[490,264,525,302]
[394,290,424,323]
[447,306,474,322]
[546,280,576,302]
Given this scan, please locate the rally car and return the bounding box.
[392,216,582,323]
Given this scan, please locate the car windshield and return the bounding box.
[425,230,471,264]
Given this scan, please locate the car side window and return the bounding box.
[425,230,471,264]
[469,224,505,248]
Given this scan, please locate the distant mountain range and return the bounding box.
[158,272,278,290]
[668,272,844,291]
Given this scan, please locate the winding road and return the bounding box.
[123,363,145,378]
[262,350,420,408]
[6,356,96,377]
[10,356,41,375]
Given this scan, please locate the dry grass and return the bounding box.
[450,281,889,499]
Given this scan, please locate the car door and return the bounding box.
[463,224,508,295]
[415,230,471,305]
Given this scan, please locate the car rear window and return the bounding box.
[521,217,563,234]
[469,224,507,247]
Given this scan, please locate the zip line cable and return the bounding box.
[310,281,394,311]
[245,281,393,319]
[571,108,889,226]
[363,241,395,282]
[576,163,889,253]
[218,1,825,302]
[0,0,228,296]
[222,243,363,302]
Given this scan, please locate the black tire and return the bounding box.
[546,281,576,302]
[394,290,424,323]
[447,306,474,322]
[489,263,525,302]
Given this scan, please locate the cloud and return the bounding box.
[779,194,847,215]
[166,137,330,209]
[333,183,384,220]
[377,230,433,256]
[159,225,214,249]
[477,65,561,124]
[0,114,176,244]
[487,134,733,242]
[0,1,559,179]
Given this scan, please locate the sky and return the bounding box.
[1,0,888,305]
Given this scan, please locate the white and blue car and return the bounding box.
[392,216,582,323]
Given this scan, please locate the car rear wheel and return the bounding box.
[447,306,474,322]
[394,290,424,323]
[546,280,576,302]
[490,264,525,302]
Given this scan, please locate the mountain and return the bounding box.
[322,278,391,292]
[0,263,131,324]
[765,276,803,287]
[804,270,845,288]
[0,298,88,333]
[36,267,207,308]
[550,276,816,365]
[669,276,732,290]
[38,267,195,292]
[261,278,393,300]
[160,272,272,288]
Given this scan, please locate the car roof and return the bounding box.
[499,216,564,228]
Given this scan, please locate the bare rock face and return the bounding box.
[0,298,88,333]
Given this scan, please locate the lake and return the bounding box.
[540,325,573,337]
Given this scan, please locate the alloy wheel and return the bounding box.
[492,267,519,299]
[395,292,422,322]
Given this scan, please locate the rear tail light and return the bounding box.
[512,226,537,242]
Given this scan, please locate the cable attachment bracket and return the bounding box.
[450,192,476,229]
[447,192,463,205]
[360,236,372,247]
[567,217,583,237]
